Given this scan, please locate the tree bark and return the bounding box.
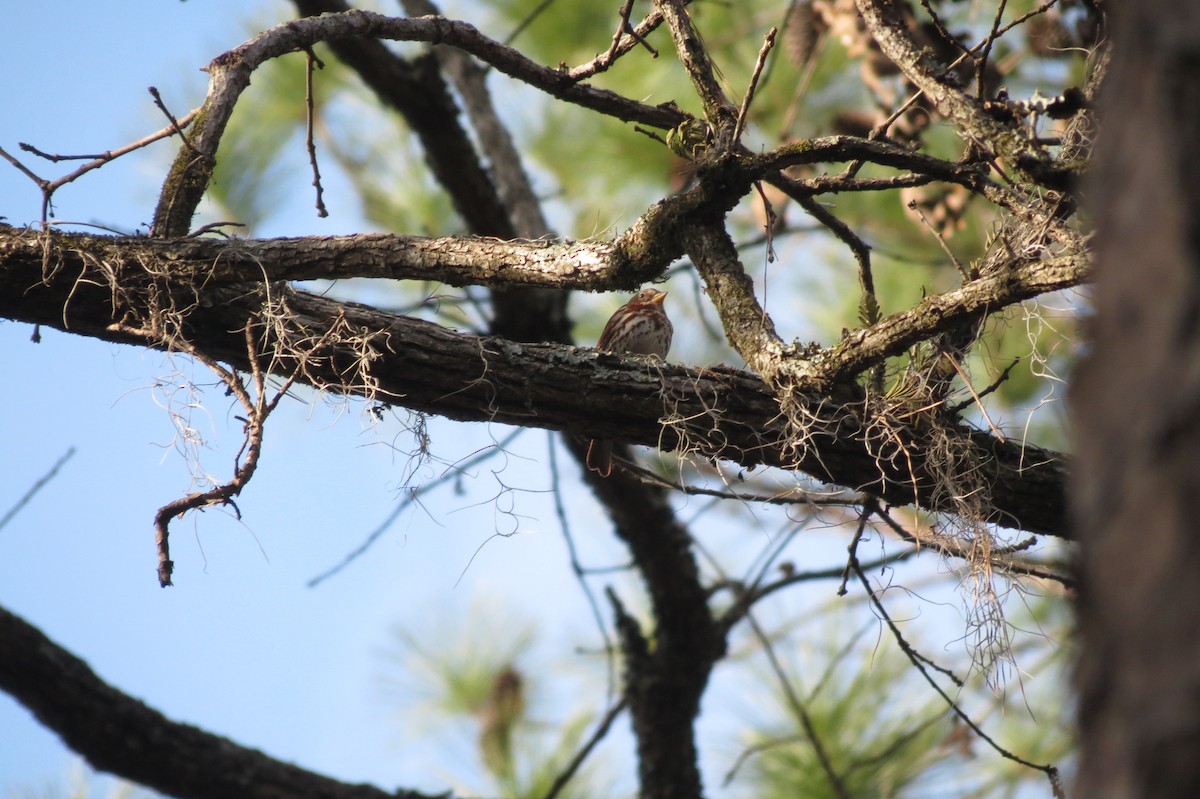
[0,229,1070,537]
[1072,2,1200,796]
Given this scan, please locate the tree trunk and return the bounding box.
[1072,2,1200,796]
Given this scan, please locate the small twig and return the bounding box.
[150,317,343,587]
[0,146,49,190]
[949,357,1020,414]
[187,221,247,238]
[621,21,659,57]
[632,125,668,146]
[1,106,199,224]
[548,434,617,700]
[302,47,329,218]
[906,198,970,279]
[852,559,1062,789]
[733,27,777,143]
[872,506,1075,593]
[780,185,883,392]
[0,447,77,532]
[837,505,872,596]
[539,697,629,799]
[148,87,198,155]
[719,548,921,630]
[837,90,929,181]
[917,0,975,60]
[752,181,778,261]
[603,0,635,64]
[723,734,807,786]
[975,0,1010,97]
[17,143,109,163]
[502,0,556,47]
[746,611,852,799]
[852,557,964,689]
[938,349,1005,442]
[307,428,525,587]
[568,4,666,80]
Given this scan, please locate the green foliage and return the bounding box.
[386,600,609,799]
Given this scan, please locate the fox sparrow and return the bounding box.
[586,287,673,476]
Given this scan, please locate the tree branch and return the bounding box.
[0,227,651,291]
[853,0,1074,191]
[0,242,1069,537]
[0,603,438,799]
[154,8,683,235]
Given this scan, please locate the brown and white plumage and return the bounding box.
[586,288,672,476]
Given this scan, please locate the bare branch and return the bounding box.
[0,603,441,799]
[853,0,1073,191]
[152,9,685,235]
[655,0,738,132]
[0,227,1073,537]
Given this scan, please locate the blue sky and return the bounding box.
[0,2,641,793]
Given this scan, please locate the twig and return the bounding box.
[938,349,1005,442]
[0,146,49,190]
[745,611,852,799]
[149,318,338,586]
[722,734,806,786]
[873,505,1071,587]
[601,0,658,66]
[719,547,921,630]
[906,198,971,279]
[733,27,777,143]
[917,0,975,59]
[539,697,628,799]
[302,47,329,218]
[779,185,883,392]
[1,105,199,224]
[851,559,1062,789]
[569,3,666,80]
[949,357,1020,414]
[548,433,617,700]
[837,505,871,595]
[187,221,247,238]
[501,0,556,47]
[752,181,778,261]
[0,447,77,532]
[148,87,198,155]
[18,144,110,163]
[975,0,1010,97]
[307,428,524,588]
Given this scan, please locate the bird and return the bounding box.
[586,287,673,476]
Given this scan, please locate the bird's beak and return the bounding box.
[652,291,667,304]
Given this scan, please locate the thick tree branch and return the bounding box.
[0,604,435,799]
[0,243,1068,536]
[570,437,724,799]
[1,222,1088,389]
[0,228,648,291]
